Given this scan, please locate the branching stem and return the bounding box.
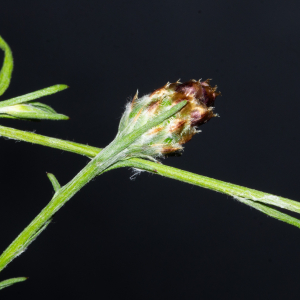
[0,101,188,271]
[0,123,299,231]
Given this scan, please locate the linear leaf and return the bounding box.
[235,196,300,229]
[0,84,68,108]
[0,103,69,120]
[0,36,13,96]
[47,173,61,192]
[0,277,27,291]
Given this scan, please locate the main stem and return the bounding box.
[0,157,100,271]
[0,101,187,272]
[1,124,299,215]
[0,139,129,271]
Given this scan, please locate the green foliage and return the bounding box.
[47,173,61,192]
[0,277,27,291]
[0,36,68,120]
[0,36,13,96]
[0,34,299,295]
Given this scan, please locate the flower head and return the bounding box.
[118,79,220,160]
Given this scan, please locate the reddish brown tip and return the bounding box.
[168,79,220,110]
[190,107,215,126]
[201,79,221,107]
[175,80,203,100]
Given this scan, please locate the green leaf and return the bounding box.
[0,114,19,120]
[235,196,300,229]
[47,173,61,192]
[0,277,27,291]
[0,36,13,96]
[0,37,69,121]
[115,100,188,152]
[28,102,57,113]
[0,103,69,120]
[0,84,68,108]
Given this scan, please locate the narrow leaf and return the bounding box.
[28,102,58,113]
[0,84,68,108]
[115,101,188,152]
[235,196,300,229]
[94,100,188,165]
[47,173,61,192]
[2,111,69,120]
[0,114,19,119]
[0,277,27,291]
[0,36,13,96]
[0,103,69,120]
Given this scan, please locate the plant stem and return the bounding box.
[113,159,300,228]
[0,101,187,271]
[119,159,300,212]
[0,157,100,271]
[0,124,100,157]
[0,123,300,227]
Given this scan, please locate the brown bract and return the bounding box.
[148,126,163,135]
[169,119,186,133]
[160,145,182,154]
[201,79,221,107]
[170,79,220,127]
[147,100,161,115]
[128,79,220,156]
[149,80,220,124]
[146,79,220,148]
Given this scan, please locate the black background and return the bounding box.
[0,0,300,299]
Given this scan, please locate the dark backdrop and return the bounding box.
[0,1,300,299]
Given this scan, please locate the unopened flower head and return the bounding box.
[118,79,220,160]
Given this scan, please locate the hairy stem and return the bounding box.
[0,124,100,157]
[0,101,187,271]
[0,157,100,271]
[0,124,299,228]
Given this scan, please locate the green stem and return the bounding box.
[0,124,100,157]
[0,118,299,271]
[119,159,300,212]
[0,123,299,218]
[0,157,100,272]
[0,101,187,272]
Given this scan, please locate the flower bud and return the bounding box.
[119,79,220,159]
